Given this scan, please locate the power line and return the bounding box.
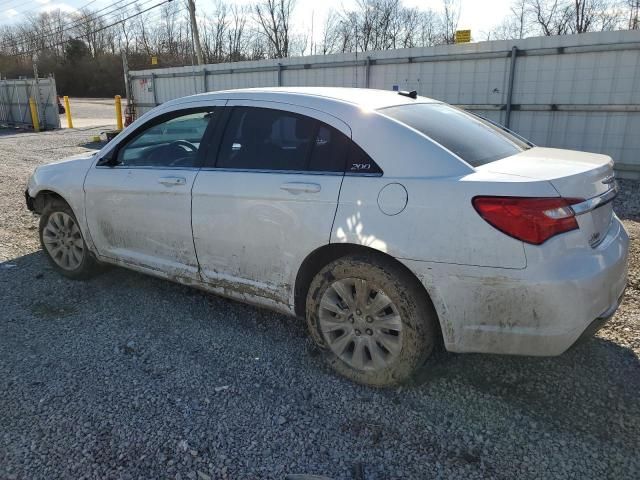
[6,0,174,57]
[0,0,27,10]
[1,0,102,22]
[0,0,159,51]
[0,0,136,48]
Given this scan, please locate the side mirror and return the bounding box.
[96,151,120,167]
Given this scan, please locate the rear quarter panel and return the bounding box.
[331,171,560,269]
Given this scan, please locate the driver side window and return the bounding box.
[117,109,215,168]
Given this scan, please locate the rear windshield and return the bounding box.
[379,103,532,167]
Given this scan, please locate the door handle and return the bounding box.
[158,176,186,186]
[280,182,321,194]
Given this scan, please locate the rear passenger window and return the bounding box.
[217,107,316,171]
[214,106,382,175]
[308,125,349,172]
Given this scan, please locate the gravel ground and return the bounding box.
[0,128,639,480]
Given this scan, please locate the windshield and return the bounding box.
[379,103,532,167]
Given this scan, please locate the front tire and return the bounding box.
[39,199,101,280]
[306,254,437,387]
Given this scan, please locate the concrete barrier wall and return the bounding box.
[129,30,640,178]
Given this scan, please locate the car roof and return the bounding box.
[167,87,440,112]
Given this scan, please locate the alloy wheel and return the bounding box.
[42,211,85,271]
[318,277,403,371]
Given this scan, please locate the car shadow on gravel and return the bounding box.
[5,252,638,407]
[2,250,639,478]
[411,337,639,439]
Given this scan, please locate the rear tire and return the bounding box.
[305,254,437,387]
[39,199,101,280]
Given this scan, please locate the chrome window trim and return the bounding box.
[571,183,618,216]
[344,171,384,177]
[94,165,383,176]
[199,167,383,177]
[199,167,344,176]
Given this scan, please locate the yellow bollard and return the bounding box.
[63,96,73,128]
[114,95,123,131]
[29,97,40,132]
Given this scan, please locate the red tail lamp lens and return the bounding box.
[472,196,583,245]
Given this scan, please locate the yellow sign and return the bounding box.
[455,30,471,43]
[151,56,158,65]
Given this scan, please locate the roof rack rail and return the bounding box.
[398,90,417,99]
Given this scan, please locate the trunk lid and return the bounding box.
[478,147,616,248]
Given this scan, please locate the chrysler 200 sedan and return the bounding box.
[26,87,629,386]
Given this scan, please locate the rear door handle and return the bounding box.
[280,182,321,194]
[158,176,186,187]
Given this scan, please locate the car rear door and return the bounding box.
[191,102,351,306]
[84,102,225,279]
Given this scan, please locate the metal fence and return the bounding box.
[129,30,640,179]
[0,76,61,130]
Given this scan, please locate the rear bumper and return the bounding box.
[402,217,629,356]
[571,289,625,347]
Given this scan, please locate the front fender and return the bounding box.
[26,154,96,253]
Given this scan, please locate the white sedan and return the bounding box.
[26,87,629,386]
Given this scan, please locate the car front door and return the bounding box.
[84,103,224,279]
[191,102,351,307]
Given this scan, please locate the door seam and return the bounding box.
[190,169,203,280]
[328,173,346,244]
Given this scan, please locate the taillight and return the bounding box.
[472,196,584,245]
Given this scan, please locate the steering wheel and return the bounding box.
[170,140,197,152]
[166,140,198,167]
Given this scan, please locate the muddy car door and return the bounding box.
[84,103,223,279]
[191,102,350,307]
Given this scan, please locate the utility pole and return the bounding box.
[310,10,314,56]
[121,50,134,124]
[187,0,204,65]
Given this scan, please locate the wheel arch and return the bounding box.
[294,243,443,343]
[32,189,70,214]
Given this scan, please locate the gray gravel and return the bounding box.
[1,127,639,479]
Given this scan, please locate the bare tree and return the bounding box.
[133,4,155,56]
[512,0,529,38]
[573,0,614,32]
[318,0,444,53]
[228,5,249,61]
[290,32,308,56]
[117,10,134,55]
[73,8,112,57]
[255,0,294,58]
[527,0,573,35]
[320,10,341,54]
[485,0,531,40]
[416,9,440,46]
[525,0,624,35]
[212,4,229,61]
[441,0,460,44]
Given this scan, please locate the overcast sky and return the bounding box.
[1,0,514,41]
